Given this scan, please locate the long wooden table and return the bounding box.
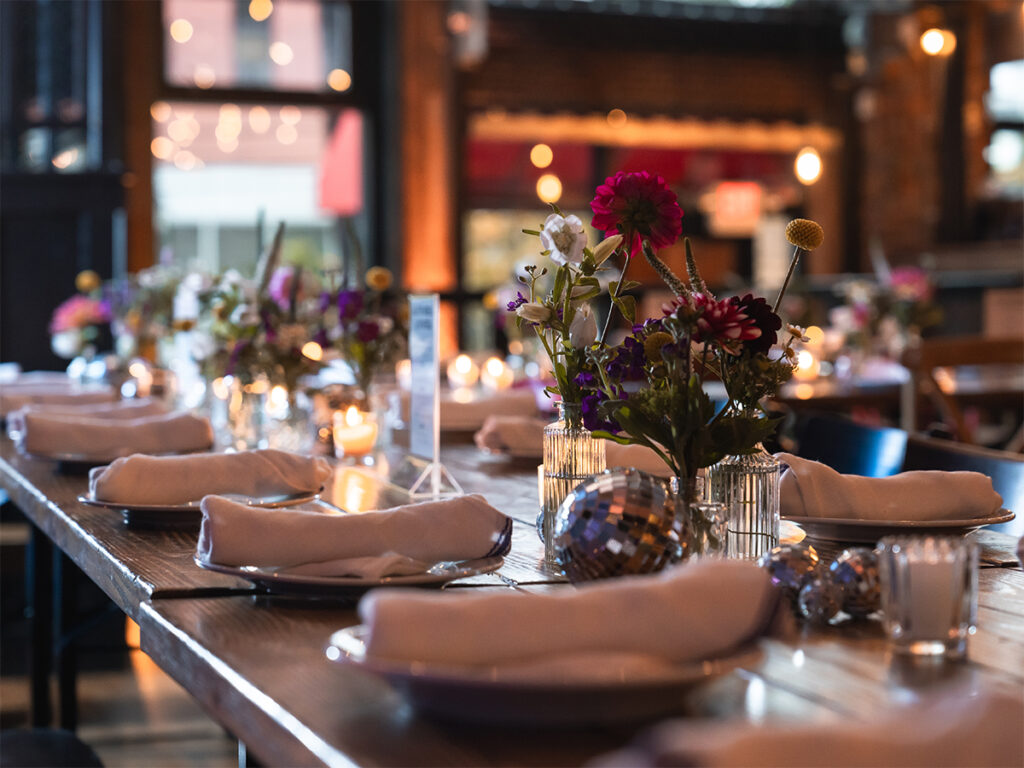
[3,436,1023,767]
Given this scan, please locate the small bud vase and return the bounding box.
[539,401,606,567]
[707,445,780,561]
[670,476,727,560]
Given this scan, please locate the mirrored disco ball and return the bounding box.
[552,469,690,583]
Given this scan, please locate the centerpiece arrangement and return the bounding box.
[49,270,111,361]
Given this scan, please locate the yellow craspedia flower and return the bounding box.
[785,219,824,251]
[75,269,101,294]
[643,331,675,363]
[365,266,393,292]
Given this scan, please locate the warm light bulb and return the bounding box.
[269,41,294,66]
[484,357,505,377]
[536,173,562,203]
[169,19,193,43]
[920,28,955,56]
[606,108,627,128]
[530,143,553,168]
[150,137,175,159]
[795,147,822,185]
[248,0,273,22]
[454,354,473,375]
[805,325,825,345]
[249,106,271,134]
[796,350,815,370]
[150,101,171,122]
[327,69,352,92]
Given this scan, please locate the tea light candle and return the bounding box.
[446,354,479,388]
[396,359,412,390]
[332,406,378,458]
[792,349,820,381]
[480,356,514,392]
[905,559,958,641]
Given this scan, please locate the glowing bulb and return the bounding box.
[327,69,352,92]
[275,124,297,145]
[920,28,955,56]
[269,385,289,410]
[269,42,294,66]
[173,150,197,170]
[150,101,171,122]
[249,106,271,134]
[805,325,825,345]
[795,147,822,185]
[454,354,473,374]
[607,108,627,128]
[530,143,553,168]
[193,65,216,89]
[150,136,175,159]
[536,173,562,203]
[279,106,301,125]
[301,341,323,361]
[169,19,193,43]
[248,0,273,22]
[796,350,815,370]
[211,377,229,399]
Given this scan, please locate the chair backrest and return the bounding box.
[794,413,907,478]
[902,435,1024,536]
[902,336,1024,442]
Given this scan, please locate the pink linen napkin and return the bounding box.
[777,453,1003,521]
[358,559,785,667]
[89,449,333,505]
[197,493,513,578]
[474,415,671,476]
[399,387,539,431]
[6,398,168,440]
[0,379,115,415]
[592,685,1023,768]
[18,410,212,459]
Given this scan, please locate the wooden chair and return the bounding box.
[901,336,1024,444]
[901,435,1024,536]
[794,413,907,478]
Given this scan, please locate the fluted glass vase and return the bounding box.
[538,401,606,565]
[707,445,780,561]
[671,476,727,560]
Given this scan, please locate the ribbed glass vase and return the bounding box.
[707,445,780,561]
[670,476,727,560]
[538,401,606,563]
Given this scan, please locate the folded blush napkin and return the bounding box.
[89,449,333,505]
[197,493,513,578]
[15,397,167,420]
[474,415,671,476]
[358,559,783,667]
[777,453,1003,521]
[592,685,1023,768]
[0,379,115,415]
[17,410,210,459]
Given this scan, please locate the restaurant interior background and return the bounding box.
[0,0,1022,763]
[2,0,1022,372]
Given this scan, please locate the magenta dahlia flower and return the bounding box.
[590,171,683,257]
[49,295,110,334]
[678,293,761,354]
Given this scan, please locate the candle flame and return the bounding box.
[454,354,473,374]
[484,356,505,377]
[344,405,363,427]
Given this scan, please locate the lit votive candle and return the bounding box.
[446,354,479,388]
[332,406,378,459]
[480,356,514,392]
[792,349,820,381]
[396,359,412,390]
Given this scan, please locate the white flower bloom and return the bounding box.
[539,213,586,266]
[516,301,552,324]
[592,234,623,266]
[189,331,217,361]
[568,304,598,350]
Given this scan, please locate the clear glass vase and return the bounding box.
[707,445,780,561]
[670,476,727,560]
[264,386,314,453]
[210,375,269,452]
[538,401,606,564]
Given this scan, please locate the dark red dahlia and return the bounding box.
[733,294,781,355]
[590,171,683,257]
[687,293,761,354]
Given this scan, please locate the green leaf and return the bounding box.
[612,294,636,324]
[522,229,541,236]
[552,265,567,304]
[549,202,564,217]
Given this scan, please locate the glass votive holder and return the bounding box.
[878,535,979,660]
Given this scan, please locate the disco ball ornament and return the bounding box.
[552,469,691,583]
[757,544,821,607]
[829,548,881,618]
[798,575,842,624]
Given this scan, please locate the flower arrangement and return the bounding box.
[321,265,407,403]
[108,263,182,363]
[578,217,818,482]
[510,208,622,418]
[832,264,941,358]
[49,272,111,359]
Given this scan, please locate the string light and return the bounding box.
[530,143,553,168]
[327,69,352,92]
[795,147,822,185]
[536,174,562,203]
[169,19,193,43]
[248,0,273,22]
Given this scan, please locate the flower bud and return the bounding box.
[568,304,598,349]
[592,234,623,266]
[516,301,552,324]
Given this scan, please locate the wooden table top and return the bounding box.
[4,432,1023,767]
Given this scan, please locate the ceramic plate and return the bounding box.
[326,625,761,724]
[785,509,1015,544]
[196,556,504,597]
